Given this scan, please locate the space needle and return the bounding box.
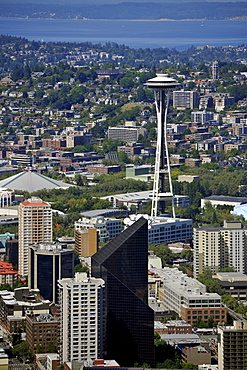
[145,74,179,220]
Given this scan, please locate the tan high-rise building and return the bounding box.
[18,197,52,277]
[75,228,98,257]
[218,321,247,370]
[193,220,247,278]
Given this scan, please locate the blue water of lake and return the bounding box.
[1,17,247,50]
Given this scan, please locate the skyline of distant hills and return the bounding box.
[3,0,247,3]
[1,1,247,20]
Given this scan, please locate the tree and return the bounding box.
[136,87,146,102]
[137,134,150,147]
[103,138,124,152]
[47,342,57,353]
[151,244,173,266]
[207,317,217,328]
[12,341,32,360]
[92,199,112,210]
[190,149,200,159]
[118,151,131,164]
[134,363,151,368]
[235,303,247,315]
[211,209,218,225]
[70,86,85,104]
[227,83,247,101]
[74,264,88,273]
[13,322,18,334]
[36,343,44,353]
[14,280,27,289]
[90,124,106,138]
[181,248,193,260]
[75,70,87,83]
[156,359,181,369]
[181,363,198,369]
[198,269,225,295]
[0,283,12,291]
[219,267,236,272]
[222,294,238,310]
[75,174,84,187]
[11,66,24,81]
[154,333,180,368]
[24,63,31,80]
[119,76,134,89]
[195,317,207,328]
[12,333,22,346]
[134,156,143,164]
[130,205,137,213]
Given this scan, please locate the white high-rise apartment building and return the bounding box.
[193,220,247,278]
[58,273,105,363]
[212,61,219,80]
[18,197,52,277]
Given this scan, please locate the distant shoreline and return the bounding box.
[1,15,246,50]
[1,16,247,22]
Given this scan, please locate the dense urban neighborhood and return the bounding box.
[1,35,247,370]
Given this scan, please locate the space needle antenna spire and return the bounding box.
[145,74,179,221]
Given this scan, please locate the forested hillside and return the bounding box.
[0,2,247,20]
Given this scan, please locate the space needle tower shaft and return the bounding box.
[145,74,179,220]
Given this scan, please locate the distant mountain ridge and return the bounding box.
[4,0,247,3]
[1,2,247,20]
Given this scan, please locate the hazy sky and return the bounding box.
[5,0,247,3]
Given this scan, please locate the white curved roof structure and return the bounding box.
[0,170,73,192]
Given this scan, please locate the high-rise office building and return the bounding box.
[193,220,247,278]
[18,197,52,277]
[5,235,18,267]
[58,272,105,363]
[91,217,155,367]
[218,321,247,370]
[173,90,199,110]
[28,243,74,303]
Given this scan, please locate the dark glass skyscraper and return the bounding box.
[28,243,74,303]
[91,217,155,367]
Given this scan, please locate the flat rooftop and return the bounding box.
[204,195,247,203]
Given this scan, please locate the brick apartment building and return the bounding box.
[87,165,121,174]
[26,314,59,353]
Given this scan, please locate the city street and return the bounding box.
[9,358,31,370]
